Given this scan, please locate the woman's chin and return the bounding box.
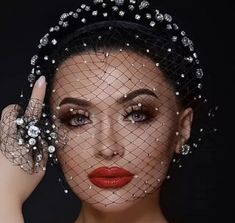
[71,188,138,212]
[83,199,136,213]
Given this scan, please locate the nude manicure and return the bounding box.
[36,75,46,87]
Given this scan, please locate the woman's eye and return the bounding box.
[124,110,150,123]
[69,115,91,126]
[129,111,147,122]
[58,108,91,127]
[59,112,91,127]
[123,105,156,123]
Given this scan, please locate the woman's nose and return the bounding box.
[94,120,125,160]
[97,137,125,159]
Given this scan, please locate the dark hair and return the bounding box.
[32,20,201,114]
[22,0,205,118]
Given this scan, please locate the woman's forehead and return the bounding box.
[56,50,168,86]
[50,51,176,107]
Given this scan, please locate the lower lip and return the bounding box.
[89,176,133,189]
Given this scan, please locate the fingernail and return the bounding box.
[36,76,46,87]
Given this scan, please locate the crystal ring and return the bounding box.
[16,116,57,158]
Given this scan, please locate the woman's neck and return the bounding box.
[75,191,168,223]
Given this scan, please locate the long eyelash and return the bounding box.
[123,105,141,117]
[58,109,89,123]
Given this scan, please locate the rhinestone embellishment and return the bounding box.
[28,125,40,138]
[181,144,190,155]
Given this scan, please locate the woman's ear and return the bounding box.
[175,107,194,153]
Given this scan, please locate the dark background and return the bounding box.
[0,0,233,222]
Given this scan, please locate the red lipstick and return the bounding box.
[88,167,134,189]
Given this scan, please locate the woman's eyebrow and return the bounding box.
[117,88,159,104]
[59,97,92,107]
[59,89,158,106]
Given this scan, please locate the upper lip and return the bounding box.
[88,166,134,178]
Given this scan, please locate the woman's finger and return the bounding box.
[1,104,22,122]
[0,104,22,137]
[24,76,46,121]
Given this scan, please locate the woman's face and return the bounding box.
[50,50,183,211]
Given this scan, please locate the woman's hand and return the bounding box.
[0,76,47,222]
